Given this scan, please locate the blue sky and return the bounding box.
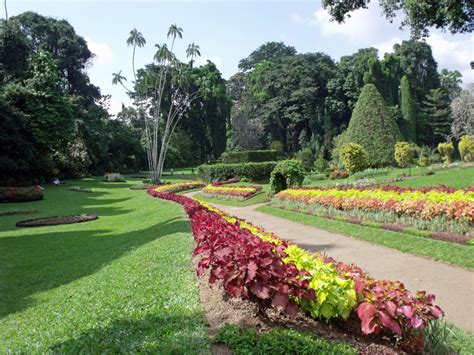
[11,1,474,115]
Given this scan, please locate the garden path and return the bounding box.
[184,191,474,332]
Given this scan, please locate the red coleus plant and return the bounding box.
[211,177,240,186]
[325,256,443,352]
[148,187,315,317]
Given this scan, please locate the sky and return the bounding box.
[11,0,474,115]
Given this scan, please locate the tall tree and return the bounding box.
[345,84,401,167]
[421,88,451,145]
[440,69,462,101]
[450,84,474,140]
[186,42,200,67]
[322,0,473,38]
[400,75,417,142]
[238,41,296,72]
[126,28,146,82]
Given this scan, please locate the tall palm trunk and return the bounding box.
[4,0,7,21]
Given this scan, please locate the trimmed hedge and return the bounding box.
[220,150,278,163]
[0,186,44,203]
[197,162,277,182]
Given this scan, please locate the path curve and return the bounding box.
[185,191,474,332]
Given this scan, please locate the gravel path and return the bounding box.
[185,191,474,332]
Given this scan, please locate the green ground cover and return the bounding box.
[0,177,209,353]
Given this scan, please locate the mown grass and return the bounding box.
[0,177,209,353]
[215,324,356,355]
[306,165,474,189]
[257,206,474,269]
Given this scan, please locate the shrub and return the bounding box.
[197,162,277,182]
[339,143,369,173]
[458,135,474,162]
[345,84,401,167]
[103,173,126,182]
[270,140,284,153]
[220,150,278,164]
[313,154,329,173]
[437,142,454,163]
[329,170,349,180]
[295,148,314,171]
[270,160,305,194]
[0,186,44,203]
[394,141,414,168]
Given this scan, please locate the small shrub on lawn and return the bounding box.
[458,135,474,162]
[437,142,454,164]
[339,143,369,173]
[69,186,92,193]
[103,173,126,182]
[329,170,349,180]
[270,160,305,194]
[394,141,414,168]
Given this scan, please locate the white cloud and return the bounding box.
[426,33,474,84]
[291,2,404,44]
[374,37,403,56]
[86,37,112,64]
[196,55,223,71]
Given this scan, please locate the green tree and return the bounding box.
[345,84,401,167]
[440,69,462,101]
[238,41,296,72]
[421,88,451,145]
[394,142,414,173]
[400,75,417,142]
[322,0,473,38]
[126,28,146,81]
[186,42,200,67]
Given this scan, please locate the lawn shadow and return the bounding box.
[0,217,190,319]
[49,312,209,353]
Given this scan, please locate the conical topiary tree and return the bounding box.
[400,75,417,142]
[345,84,401,167]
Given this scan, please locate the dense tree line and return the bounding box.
[0,12,146,185]
[227,40,467,167]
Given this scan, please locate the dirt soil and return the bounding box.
[193,258,404,355]
[16,214,98,227]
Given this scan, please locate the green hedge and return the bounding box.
[197,162,277,182]
[0,186,44,203]
[220,150,278,164]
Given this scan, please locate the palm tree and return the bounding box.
[167,24,183,51]
[154,43,176,65]
[112,70,130,92]
[126,28,146,80]
[186,42,201,67]
[4,0,8,21]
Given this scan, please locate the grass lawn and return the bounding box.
[257,206,474,269]
[194,182,271,207]
[306,165,474,189]
[0,177,209,353]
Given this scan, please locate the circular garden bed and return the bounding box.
[16,214,98,228]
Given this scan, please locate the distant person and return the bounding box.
[52,178,61,186]
[170,168,174,175]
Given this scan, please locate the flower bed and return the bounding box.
[16,214,98,227]
[273,185,474,235]
[211,177,240,186]
[147,188,444,352]
[152,181,205,194]
[0,186,44,203]
[202,184,263,201]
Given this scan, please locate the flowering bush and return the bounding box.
[202,184,262,200]
[148,188,444,351]
[152,181,205,194]
[103,173,126,182]
[0,186,44,202]
[275,186,474,224]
